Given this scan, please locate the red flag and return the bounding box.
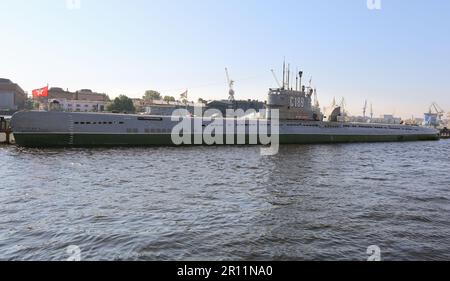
[32,86,49,98]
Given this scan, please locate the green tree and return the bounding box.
[24,98,37,110]
[163,96,176,103]
[143,90,161,101]
[107,95,136,113]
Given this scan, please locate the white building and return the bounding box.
[47,98,106,112]
[371,114,402,125]
[144,101,205,116]
[342,114,402,124]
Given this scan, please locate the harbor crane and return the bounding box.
[430,102,445,126]
[424,102,445,127]
[429,102,445,119]
[225,67,235,102]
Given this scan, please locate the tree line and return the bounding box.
[107,90,207,113]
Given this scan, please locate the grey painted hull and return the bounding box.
[11,111,440,147]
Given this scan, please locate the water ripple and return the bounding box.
[0,140,449,260]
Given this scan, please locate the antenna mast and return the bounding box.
[370,103,374,120]
[287,64,291,90]
[298,71,303,92]
[363,100,368,118]
[314,88,319,108]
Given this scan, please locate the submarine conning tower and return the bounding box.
[266,63,323,121]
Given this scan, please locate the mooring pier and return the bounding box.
[0,116,14,145]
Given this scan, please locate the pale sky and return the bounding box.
[1,0,449,118]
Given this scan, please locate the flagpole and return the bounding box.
[185,89,188,114]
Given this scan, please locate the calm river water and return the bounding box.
[0,140,449,260]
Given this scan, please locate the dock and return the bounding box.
[0,117,14,145]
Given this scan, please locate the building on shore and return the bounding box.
[205,99,266,116]
[132,98,146,112]
[0,78,26,113]
[45,88,108,102]
[37,87,109,111]
[341,115,370,123]
[402,117,424,126]
[137,98,265,117]
[143,99,205,116]
[48,98,106,112]
[372,115,402,124]
[345,114,402,125]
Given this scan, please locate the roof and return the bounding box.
[0,78,13,84]
[0,79,26,95]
